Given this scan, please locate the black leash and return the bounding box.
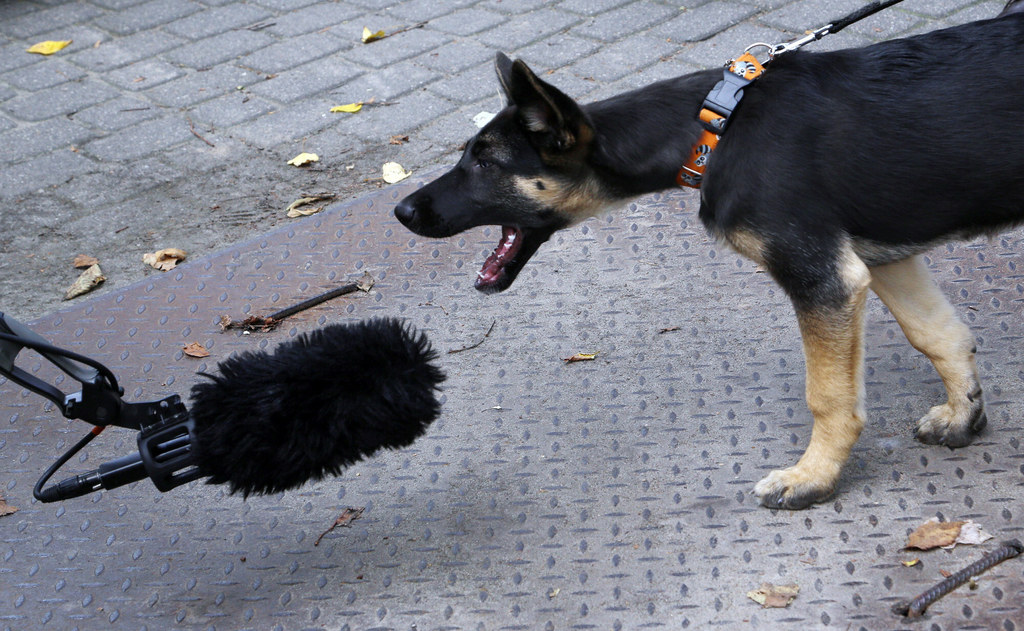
[769,0,907,55]
[831,0,907,32]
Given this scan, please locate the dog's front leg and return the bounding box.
[753,248,871,509]
[869,255,986,446]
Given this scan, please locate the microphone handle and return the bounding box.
[35,452,148,502]
[36,409,202,503]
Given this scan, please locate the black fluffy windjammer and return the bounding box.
[189,318,445,496]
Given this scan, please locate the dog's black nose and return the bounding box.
[394,197,417,226]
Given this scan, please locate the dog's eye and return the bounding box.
[474,159,492,169]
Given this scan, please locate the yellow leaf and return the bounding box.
[287,152,319,167]
[382,161,411,183]
[902,559,920,567]
[330,102,363,113]
[142,248,187,271]
[27,40,72,55]
[563,352,598,363]
[361,27,387,43]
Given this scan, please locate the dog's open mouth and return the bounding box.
[475,226,524,293]
[474,225,559,294]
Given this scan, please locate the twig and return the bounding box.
[389,21,428,37]
[188,118,215,148]
[314,507,364,546]
[220,276,373,332]
[268,283,360,320]
[893,539,1023,618]
[448,320,496,354]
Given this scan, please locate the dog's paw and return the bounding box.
[753,467,836,510]
[915,398,986,448]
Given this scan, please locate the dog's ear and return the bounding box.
[493,53,589,155]
[495,52,516,104]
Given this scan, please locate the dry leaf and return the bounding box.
[286,194,336,218]
[27,40,72,55]
[0,492,18,518]
[361,27,387,43]
[382,161,411,183]
[219,315,278,332]
[288,204,323,218]
[748,583,799,608]
[563,352,598,363]
[183,342,210,358]
[389,135,409,145]
[73,254,99,269]
[143,248,187,271]
[315,507,365,545]
[330,102,363,113]
[356,271,375,292]
[906,517,965,550]
[64,264,105,300]
[287,152,319,167]
[943,520,992,549]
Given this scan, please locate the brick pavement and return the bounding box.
[0,0,1003,320]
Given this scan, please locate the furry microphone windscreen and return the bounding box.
[188,318,445,496]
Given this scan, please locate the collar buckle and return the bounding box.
[678,52,768,189]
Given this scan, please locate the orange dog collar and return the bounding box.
[678,52,766,188]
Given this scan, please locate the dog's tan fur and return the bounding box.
[753,244,871,503]
[869,255,984,444]
[513,174,614,220]
[722,228,769,267]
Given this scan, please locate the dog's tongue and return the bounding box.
[476,226,523,290]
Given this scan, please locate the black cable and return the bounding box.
[33,427,103,501]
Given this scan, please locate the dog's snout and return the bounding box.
[394,197,418,226]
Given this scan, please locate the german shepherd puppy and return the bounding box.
[394,9,1024,509]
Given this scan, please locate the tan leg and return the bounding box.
[869,255,986,446]
[753,247,871,509]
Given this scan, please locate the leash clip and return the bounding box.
[742,42,777,64]
[770,25,833,56]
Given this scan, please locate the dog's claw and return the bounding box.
[753,467,836,510]
[914,400,986,448]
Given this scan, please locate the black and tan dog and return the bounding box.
[394,8,1024,509]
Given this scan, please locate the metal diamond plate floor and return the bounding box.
[2,178,1023,630]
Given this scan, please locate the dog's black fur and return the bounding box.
[191,318,445,496]
[395,10,1024,508]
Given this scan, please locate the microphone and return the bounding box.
[35,318,445,501]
